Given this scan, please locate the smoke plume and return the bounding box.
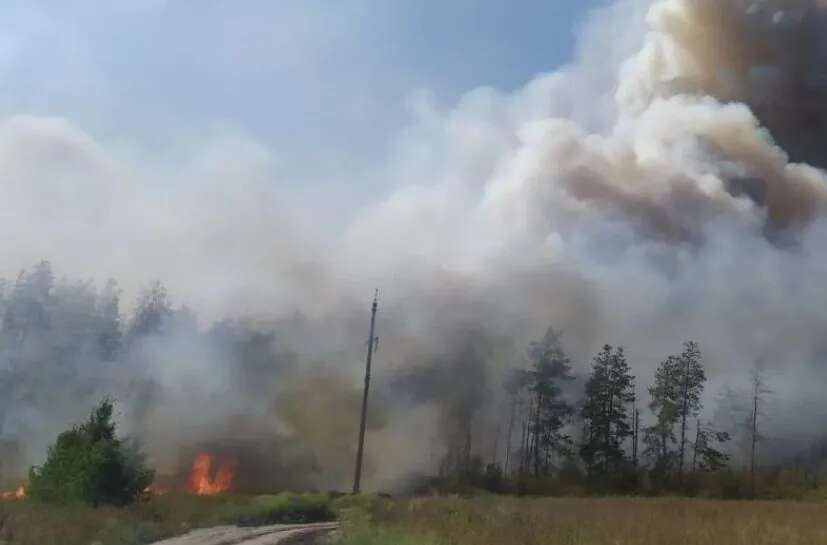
[3,0,827,489]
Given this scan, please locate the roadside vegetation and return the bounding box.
[27,399,153,506]
[2,400,338,544]
[0,491,338,545]
[5,491,827,545]
[331,495,827,545]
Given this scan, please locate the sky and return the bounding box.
[0,1,605,197]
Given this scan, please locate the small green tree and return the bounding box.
[692,420,730,472]
[28,399,154,506]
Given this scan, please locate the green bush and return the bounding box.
[332,493,390,518]
[28,399,154,506]
[222,492,336,526]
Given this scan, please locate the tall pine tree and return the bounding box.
[644,354,681,479]
[581,345,635,480]
[676,341,706,480]
[644,341,707,483]
[526,327,574,477]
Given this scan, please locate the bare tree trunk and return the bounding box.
[464,417,473,476]
[491,419,502,467]
[692,419,700,473]
[504,396,517,477]
[608,388,618,475]
[521,399,531,475]
[586,423,594,479]
[533,392,543,477]
[679,357,691,481]
[632,404,639,469]
[751,378,759,494]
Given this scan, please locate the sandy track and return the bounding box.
[150,522,338,545]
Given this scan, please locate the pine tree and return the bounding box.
[643,341,707,483]
[2,261,54,342]
[128,280,172,339]
[581,345,635,480]
[527,327,574,477]
[643,354,681,478]
[692,420,730,472]
[676,341,706,480]
[28,399,154,506]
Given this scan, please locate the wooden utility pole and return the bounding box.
[748,364,770,496]
[353,290,379,494]
[750,373,760,492]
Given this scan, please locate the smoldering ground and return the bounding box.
[4,0,827,490]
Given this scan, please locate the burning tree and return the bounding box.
[27,398,154,506]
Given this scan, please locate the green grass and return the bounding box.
[0,492,337,545]
[333,527,436,545]
[330,495,827,545]
[331,494,436,545]
[220,492,336,526]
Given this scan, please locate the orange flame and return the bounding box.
[0,486,26,500]
[187,453,235,495]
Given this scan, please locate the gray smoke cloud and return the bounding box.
[3,0,827,490]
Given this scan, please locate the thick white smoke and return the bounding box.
[3,0,827,489]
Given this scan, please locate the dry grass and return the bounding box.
[340,495,827,545]
[4,493,826,545]
[0,492,336,545]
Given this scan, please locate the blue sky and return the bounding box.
[0,0,604,174]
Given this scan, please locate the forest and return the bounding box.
[0,259,317,490]
[431,328,820,499]
[0,260,825,501]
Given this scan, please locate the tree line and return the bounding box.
[438,327,776,497]
[0,260,296,485]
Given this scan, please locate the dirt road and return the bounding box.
[150,522,338,545]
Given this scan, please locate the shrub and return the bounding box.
[28,399,154,506]
[223,492,336,526]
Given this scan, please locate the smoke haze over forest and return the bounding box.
[4,0,827,490]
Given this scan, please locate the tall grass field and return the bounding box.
[3,492,827,545]
[334,495,827,545]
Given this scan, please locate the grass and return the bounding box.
[332,495,827,545]
[0,492,337,545]
[4,491,827,545]
[330,494,437,545]
[225,492,335,526]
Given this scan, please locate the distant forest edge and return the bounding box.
[431,328,827,499]
[1,260,827,499]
